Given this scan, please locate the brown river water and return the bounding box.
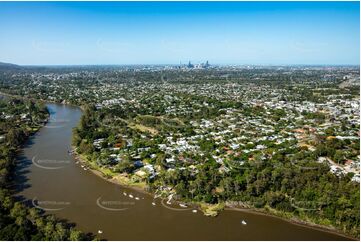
[13,103,351,240]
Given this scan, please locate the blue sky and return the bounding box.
[0,1,359,65]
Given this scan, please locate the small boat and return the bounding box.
[241,220,247,225]
[98,230,103,234]
[81,165,84,168]
[151,202,156,206]
[123,192,127,196]
[166,194,173,205]
[83,168,87,171]
[135,197,140,200]
[129,194,134,198]
[179,203,188,208]
[192,209,197,213]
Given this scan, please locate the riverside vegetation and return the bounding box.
[0,97,89,240]
[1,65,359,238]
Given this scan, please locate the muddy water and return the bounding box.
[14,103,351,240]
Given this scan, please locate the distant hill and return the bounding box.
[0,61,22,70]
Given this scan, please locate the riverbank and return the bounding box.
[0,96,92,240]
[72,149,151,196]
[3,90,355,240]
[0,91,84,110]
[0,92,51,146]
[224,206,357,241]
[72,148,356,240]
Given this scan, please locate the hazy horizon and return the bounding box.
[4,62,361,67]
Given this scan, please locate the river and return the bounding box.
[13,103,351,240]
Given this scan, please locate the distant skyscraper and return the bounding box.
[187,61,194,68]
[205,60,210,68]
